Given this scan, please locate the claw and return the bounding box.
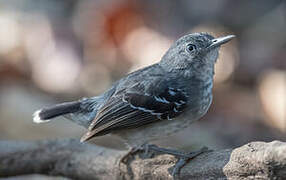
[120,147,137,164]
[171,158,188,177]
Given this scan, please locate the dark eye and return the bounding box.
[186,44,197,52]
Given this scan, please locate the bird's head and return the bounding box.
[160,32,235,74]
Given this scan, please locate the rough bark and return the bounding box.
[0,139,285,180]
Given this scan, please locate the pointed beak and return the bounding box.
[208,35,235,49]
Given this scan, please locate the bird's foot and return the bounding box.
[145,145,210,177]
[120,144,209,177]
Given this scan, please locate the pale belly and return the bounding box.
[114,95,212,147]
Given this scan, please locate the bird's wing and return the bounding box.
[80,78,189,142]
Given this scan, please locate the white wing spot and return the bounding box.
[154,96,169,103]
[179,100,186,104]
[167,115,172,121]
[173,107,179,112]
[151,112,163,116]
[168,89,176,96]
[129,103,162,116]
[174,102,181,106]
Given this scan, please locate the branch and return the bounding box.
[0,139,285,179]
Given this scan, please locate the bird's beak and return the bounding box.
[208,35,235,49]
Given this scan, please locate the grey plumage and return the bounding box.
[33,32,235,147]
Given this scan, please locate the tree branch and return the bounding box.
[0,139,285,179]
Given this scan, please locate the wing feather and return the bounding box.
[81,84,188,142]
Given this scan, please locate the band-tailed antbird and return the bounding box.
[33,32,235,176]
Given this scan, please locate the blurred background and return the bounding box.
[0,0,285,150]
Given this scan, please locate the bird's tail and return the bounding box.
[33,101,81,123]
[33,97,100,128]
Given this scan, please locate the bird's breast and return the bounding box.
[186,78,213,116]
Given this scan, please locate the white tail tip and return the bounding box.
[33,110,50,123]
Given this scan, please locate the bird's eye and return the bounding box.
[186,44,197,52]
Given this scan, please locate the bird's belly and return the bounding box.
[114,95,212,147]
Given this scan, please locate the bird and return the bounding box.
[33,32,235,176]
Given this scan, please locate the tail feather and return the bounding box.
[33,97,102,128]
[33,110,49,123]
[33,101,81,123]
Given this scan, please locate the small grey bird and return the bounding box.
[33,32,234,175]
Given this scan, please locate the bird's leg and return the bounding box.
[120,144,209,176]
